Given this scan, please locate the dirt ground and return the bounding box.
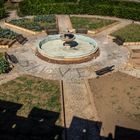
[88,72,140,137]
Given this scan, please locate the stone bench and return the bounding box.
[46,28,59,35]
[75,28,88,34]
[95,65,115,76]
[4,52,18,64]
[16,35,28,45]
[113,36,125,45]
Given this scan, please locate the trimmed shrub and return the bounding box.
[0,54,10,74]
[0,0,5,19]
[19,0,140,21]
[0,27,18,40]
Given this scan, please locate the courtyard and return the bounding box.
[0,0,140,140]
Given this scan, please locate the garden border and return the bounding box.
[107,35,140,46]
[0,44,9,49]
[88,21,120,35]
[70,16,119,35]
[0,39,17,49]
[4,22,44,35]
[36,48,100,64]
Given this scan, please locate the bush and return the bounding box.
[0,55,10,74]
[0,0,5,19]
[19,0,140,21]
[0,27,18,39]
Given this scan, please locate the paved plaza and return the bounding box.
[0,13,140,136]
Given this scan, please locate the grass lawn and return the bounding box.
[0,52,3,58]
[111,23,140,42]
[70,17,116,30]
[0,75,61,117]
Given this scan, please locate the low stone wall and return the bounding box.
[4,22,43,35]
[123,42,140,46]
[0,39,16,49]
[36,48,100,64]
[89,21,120,35]
[0,45,9,49]
[72,21,119,35]
[107,35,116,40]
[107,34,140,46]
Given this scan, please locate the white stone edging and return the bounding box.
[123,42,140,46]
[89,21,120,35]
[0,45,9,49]
[71,21,119,35]
[4,22,43,35]
[107,34,140,46]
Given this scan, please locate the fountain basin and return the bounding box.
[36,34,99,64]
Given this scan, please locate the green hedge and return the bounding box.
[0,0,5,19]
[0,53,10,74]
[0,8,5,19]
[19,0,140,21]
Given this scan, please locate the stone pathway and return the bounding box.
[8,10,18,20]
[57,15,73,33]
[0,70,23,85]
[63,79,99,127]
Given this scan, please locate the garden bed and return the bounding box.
[0,27,18,40]
[0,75,61,118]
[110,23,140,45]
[0,27,18,48]
[70,16,118,34]
[6,15,57,34]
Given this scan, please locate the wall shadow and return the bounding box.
[0,99,140,140]
[67,116,140,140]
[114,126,140,140]
[0,99,63,140]
[67,116,102,140]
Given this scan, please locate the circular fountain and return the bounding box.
[36,33,99,64]
[60,33,76,48]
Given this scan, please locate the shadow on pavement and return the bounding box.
[0,99,139,140]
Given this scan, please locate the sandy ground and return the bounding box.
[88,72,140,137]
